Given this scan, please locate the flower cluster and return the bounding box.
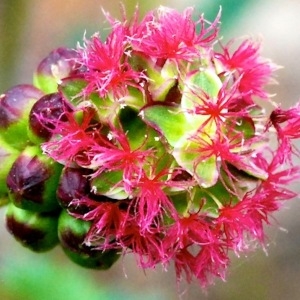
[1,6,300,288]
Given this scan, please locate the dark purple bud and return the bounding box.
[33,47,80,94]
[57,167,92,212]
[58,210,120,269]
[6,203,59,252]
[6,145,62,212]
[28,92,74,143]
[0,84,44,149]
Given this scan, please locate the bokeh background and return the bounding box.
[1,1,300,299]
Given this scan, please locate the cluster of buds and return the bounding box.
[1,6,300,287]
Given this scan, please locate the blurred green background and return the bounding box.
[1,0,300,299]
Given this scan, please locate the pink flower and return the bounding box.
[186,79,245,131]
[130,162,183,232]
[257,152,300,200]
[131,7,220,63]
[41,107,101,166]
[119,219,166,268]
[6,4,300,290]
[269,104,300,162]
[70,197,127,250]
[88,125,154,193]
[70,196,167,269]
[216,152,300,254]
[163,214,229,287]
[216,197,267,252]
[215,40,277,100]
[77,24,142,98]
[187,129,255,185]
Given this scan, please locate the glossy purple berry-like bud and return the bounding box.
[33,47,79,94]
[6,145,62,212]
[6,203,59,252]
[0,84,44,149]
[56,167,92,212]
[28,92,74,143]
[58,210,120,269]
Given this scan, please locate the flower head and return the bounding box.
[77,24,143,98]
[215,40,278,101]
[2,5,300,291]
[131,6,220,63]
[41,106,101,166]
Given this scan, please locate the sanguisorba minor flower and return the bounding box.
[1,5,300,288]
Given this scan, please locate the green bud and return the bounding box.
[33,48,79,94]
[58,210,120,269]
[6,203,59,252]
[0,85,44,149]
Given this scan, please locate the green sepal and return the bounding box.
[142,105,190,147]
[173,137,219,188]
[225,116,255,141]
[231,155,268,180]
[181,69,222,112]
[148,60,177,102]
[0,85,43,150]
[33,74,58,94]
[0,137,20,198]
[190,69,222,97]
[0,115,33,150]
[90,171,128,200]
[169,192,189,216]
[59,77,87,106]
[119,107,148,150]
[190,180,238,217]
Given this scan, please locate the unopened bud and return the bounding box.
[6,145,62,212]
[33,48,79,94]
[0,85,44,149]
[6,203,59,252]
[58,210,120,269]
